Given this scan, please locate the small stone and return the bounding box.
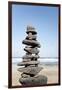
[26,26,37,34]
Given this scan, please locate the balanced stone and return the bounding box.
[22,40,40,48]
[18,67,43,76]
[23,59,31,62]
[17,61,39,66]
[24,47,39,54]
[26,35,37,40]
[22,54,39,59]
[26,26,37,34]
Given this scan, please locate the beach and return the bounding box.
[12,63,58,86]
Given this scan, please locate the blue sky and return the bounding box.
[12,4,59,61]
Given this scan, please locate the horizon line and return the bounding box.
[12,57,58,59]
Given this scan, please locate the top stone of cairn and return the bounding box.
[26,25,37,34]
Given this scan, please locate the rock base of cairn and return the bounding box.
[19,75,47,86]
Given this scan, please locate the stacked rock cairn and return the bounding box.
[18,25,47,86]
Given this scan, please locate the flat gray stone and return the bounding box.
[17,61,39,66]
[22,54,39,59]
[18,66,43,76]
[26,35,37,40]
[23,59,31,62]
[22,40,41,48]
[24,47,39,54]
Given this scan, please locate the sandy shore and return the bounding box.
[12,63,58,86]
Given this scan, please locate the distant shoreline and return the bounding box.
[12,61,58,65]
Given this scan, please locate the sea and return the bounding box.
[12,58,58,66]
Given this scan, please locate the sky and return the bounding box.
[12,4,59,62]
